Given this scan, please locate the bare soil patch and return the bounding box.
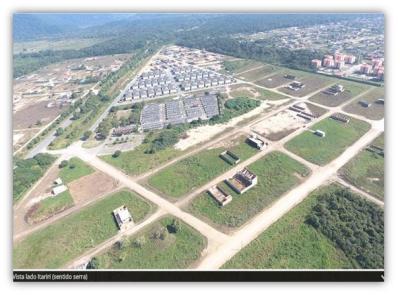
[68,171,120,204]
[13,101,64,129]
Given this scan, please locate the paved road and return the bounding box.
[14,52,385,270]
[24,82,100,159]
[25,117,74,159]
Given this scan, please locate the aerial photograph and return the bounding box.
[12,13,384,281]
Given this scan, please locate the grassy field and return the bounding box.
[222,59,264,74]
[147,137,259,198]
[285,116,371,166]
[339,133,384,200]
[278,75,334,97]
[237,65,278,82]
[343,87,385,120]
[14,190,155,269]
[26,190,74,224]
[309,80,372,107]
[188,151,310,231]
[95,216,206,269]
[59,157,95,184]
[13,38,106,54]
[229,84,287,101]
[101,141,184,176]
[222,184,355,269]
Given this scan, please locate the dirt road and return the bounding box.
[196,125,383,269]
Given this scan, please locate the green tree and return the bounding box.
[59,160,69,168]
[113,150,121,158]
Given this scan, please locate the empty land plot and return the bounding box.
[222,184,367,269]
[13,101,64,130]
[188,151,310,231]
[343,87,385,120]
[285,116,371,166]
[222,59,264,75]
[229,84,286,101]
[309,80,372,107]
[237,65,278,82]
[278,76,333,97]
[251,102,327,141]
[13,190,155,269]
[101,137,184,176]
[339,133,384,200]
[59,157,95,184]
[68,171,119,204]
[147,136,259,198]
[255,73,295,89]
[25,190,74,224]
[95,216,206,269]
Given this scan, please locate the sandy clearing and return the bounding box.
[174,101,271,151]
[68,171,119,204]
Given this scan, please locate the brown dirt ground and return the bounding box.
[68,171,120,204]
[278,76,332,97]
[13,101,65,129]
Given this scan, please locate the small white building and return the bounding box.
[113,205,134,231]
[54,178,63,185]
[52,184,68,196]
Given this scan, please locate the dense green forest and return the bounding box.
[13,153,56,203]
[306,188,384,269]
[13,13,378,78]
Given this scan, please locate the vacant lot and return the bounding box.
[95,216,206,269]
[13,101,64,130]
[222,185,357,269]
[251,102,327,141]
[309,80,372,107]
[148,136,259,199]
[228,84,286,101]
[14,38,106,54]
[101,142,184,176]
[68,171,119,204]
[343,87,384,120]
[256,73,295,89]
[278,76,333,97]
[188,151,310,232]
[339,133,384,200]
[25,190,74,224]
[14,190,154,269]
[237,65,278,82]
[222,59,264,74]
[285,116,371,166]
[59,157,95,184]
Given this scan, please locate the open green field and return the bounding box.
[309,80,373,107]
[26,190,74,224]
[222,59,264,74]
[147,136,259,198]
[285,116,371,166]
[278,75,334,98]
[13,153,56,203]
[343,87,385,120]
[59,157,95,184]
[13,38,106,54]
[229,84,287,101]
[101,141,184,176]
[236,65,278,82]
[14,190,155,269]
[188,151,310,231]
[222,185,357,269]
[339,133,384,200]
[95,216,206,269]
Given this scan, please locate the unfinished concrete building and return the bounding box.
[226,168,258,194]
